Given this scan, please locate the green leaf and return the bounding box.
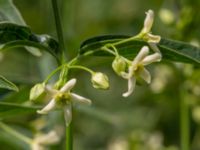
[0,22,61,63]
[0,75,18,91]
[0,102,39,120]
[0,0,44,56]
[79,35,200,65]
[0,0,25,25]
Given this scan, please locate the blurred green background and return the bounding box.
[0,0,200,150]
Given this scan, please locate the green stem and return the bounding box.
[69,65,94,74]
[51,0,66,63]
[44,64,67,83]
[51,0,73,150]
[66,118,73,150]
[101,47,116,56]
[0,122,32,145]
[180,89,190,150]
[112,33,142,46]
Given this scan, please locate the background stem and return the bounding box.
[180,89,190,150]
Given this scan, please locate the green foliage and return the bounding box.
[0,0,25,25]
[0,102,38,120]
[0,75,18,91]
[0,22,61,63]
[80,35,200,65]
[0,0,200,150]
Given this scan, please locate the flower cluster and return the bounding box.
[29,9,162,129]
[111,9,162,97]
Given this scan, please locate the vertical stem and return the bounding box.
[180,90,190,150]
[51,0,66,63]
[51,0,73,150]
[66,119,73,150]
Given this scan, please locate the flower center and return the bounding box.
[54,92,71,104]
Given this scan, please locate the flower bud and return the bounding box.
[91,72,109,90]
[112,56,127,76]
[30,83,45,101]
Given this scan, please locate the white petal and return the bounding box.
[143,10,154,33]
[71,93,92,105]
[37,99,56,114]
[45,85,58,95]
[60,78,76,92]
[121,71,129,79]
[147,33,161,43]
[64,104,72,126]
[148,43,161,53]
[139,68,151,83]
[35,131,60,145]
[142,53,162,65]
[132,46,149,64]
[123,77,136,97]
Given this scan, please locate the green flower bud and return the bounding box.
[91,72,109,90]
[30,83,45,101]
[112,56,127,76]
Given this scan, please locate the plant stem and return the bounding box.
[112,34,142,46]
[66,117,73,150]
[0,122,32,145]
[51,0,73,150]
[51,0,66,63]
[69,65,94,74]
[180,89,190,150]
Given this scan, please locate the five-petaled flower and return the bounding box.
[37,78,92,126]
[122,46,162,97]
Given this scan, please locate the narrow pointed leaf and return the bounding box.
[0,75,18,91]
[79,35,200,65]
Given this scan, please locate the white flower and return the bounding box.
[31,131,60,150]
[141,10,161,44]
[122,46,161,97]
[37,79,92,126]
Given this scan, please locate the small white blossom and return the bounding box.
[31,130,60,150]
[122,46,161,97]
[37,79,92,126]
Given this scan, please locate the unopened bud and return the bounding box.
[30,83,45,101]
[112,56,127,76]
[91,72,109,90]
